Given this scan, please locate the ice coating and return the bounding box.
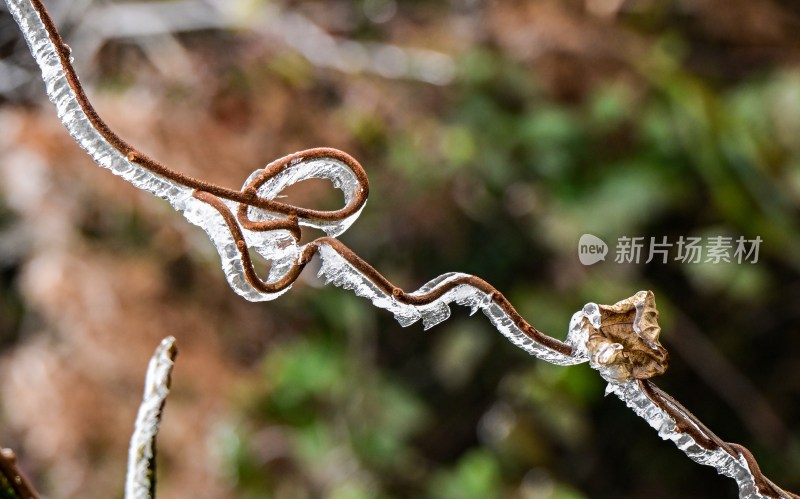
[6,0,791,496]
[6,0,195,208]
[317,242,584,364]
[182,197,298,301]
[241,156,366,237]
[126,337,177,499]
[606,381,771,499]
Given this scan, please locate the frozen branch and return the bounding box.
[3,0,797,497]
[125,336,178,499]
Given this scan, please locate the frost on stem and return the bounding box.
[4,0,797,497]
[125,337,178,499]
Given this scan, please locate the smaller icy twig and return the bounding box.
[0,448,38,499]
[125,337,178,499]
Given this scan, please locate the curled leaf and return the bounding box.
[583,290,669,382]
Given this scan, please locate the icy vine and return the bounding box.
[3,0,797,497]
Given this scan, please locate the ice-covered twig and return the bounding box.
[608,380,791,499]
[569,293,798,499]
[5,0,797,496]
[125,336,178,499]
[0,448,39,499]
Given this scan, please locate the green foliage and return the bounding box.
[0,475,16,499]
[428,450,502,499]
[227,331,430,496]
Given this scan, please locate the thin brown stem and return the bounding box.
[0,448,39,499]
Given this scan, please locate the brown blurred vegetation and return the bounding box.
[1,0,799,497]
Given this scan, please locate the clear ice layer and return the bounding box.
[316,243,583,364]
[606,381,771,499]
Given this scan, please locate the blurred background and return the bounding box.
[0,0,799,497]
